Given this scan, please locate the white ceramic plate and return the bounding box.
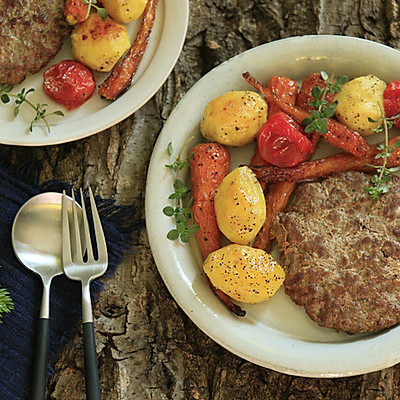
[0,0,189,146]
[145,35,400,377]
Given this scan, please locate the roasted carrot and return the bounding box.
[253,181,297,252]
[250,146,267,167]
[250,75,298,190]
[248,137,400,184]
[242,71,372,158]
[296,72,335,111]
[189,143,230,259]
[267,76,298,117]
[249,153,372,184]
[250,147,268,192]
[189,143,246,317]
[98,0,158,100]
[210,285,246,317]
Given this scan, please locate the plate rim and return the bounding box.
[145,35,400,377]
[0,0,189,146]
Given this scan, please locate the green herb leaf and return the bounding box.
[322,104,336,118]
[0,84,64,133]
[320,70,329,81]
[164,138,199,242]
[96,7,108,20]
[167,229,179,240]
[176,213,187,223]
[187,225,200,234]
[302,71,347,135]
[167,142,174,156]
[82,0,108,20]
[311,86,323,100]
[1,84,12,93]
[364,102,400,198]
[163,206,175,216]
[336,75,348,86]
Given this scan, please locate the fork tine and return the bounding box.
[62,190,72,265]
[88,187,107,263]
[71,190,84,264]
[80,188,94,261]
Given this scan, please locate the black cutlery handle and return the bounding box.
[31,317,49,400]
[83,322,101,400]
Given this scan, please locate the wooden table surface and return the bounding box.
[3,1,400,399]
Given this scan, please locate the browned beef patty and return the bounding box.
[272,171,400,335]
[0,0,71,85]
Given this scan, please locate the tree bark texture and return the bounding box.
[2,1,400,399]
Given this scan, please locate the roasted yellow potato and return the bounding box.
[102,0,148,23]
[214,166,266,245]
[334,74,387,136]
[71,13,131,72]
[203,244,285,303]
[200,90,268,146]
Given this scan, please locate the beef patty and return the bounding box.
[0,0,71,85]
[272,171,400,335]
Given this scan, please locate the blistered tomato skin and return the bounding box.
[257,112,314,168]
[43,60,96,110]
[384,80,400,129]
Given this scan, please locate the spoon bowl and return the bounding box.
[12,193,66,277]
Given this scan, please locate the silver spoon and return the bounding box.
[11,192,81,400]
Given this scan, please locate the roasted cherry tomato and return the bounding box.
[384,80,400,128]
[43,60,96,110]
[257,112,314,168]
[64,0,89,25]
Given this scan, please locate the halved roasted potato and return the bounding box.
[203,244,285,303]
[71,13,131,72]
[102,0,148,23]
[214,166,266,245]
[334,74,387,136]
[200,91,268,147]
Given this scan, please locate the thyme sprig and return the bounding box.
[364,105,400,199]
[83,0,108,20]
[303,71,348,134]
[163,140,199,242]
[0,84,64,133]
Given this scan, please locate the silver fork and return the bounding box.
[62,188,108,400]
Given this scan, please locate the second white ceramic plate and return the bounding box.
[0,0,189,146]
[146,35,400,377]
